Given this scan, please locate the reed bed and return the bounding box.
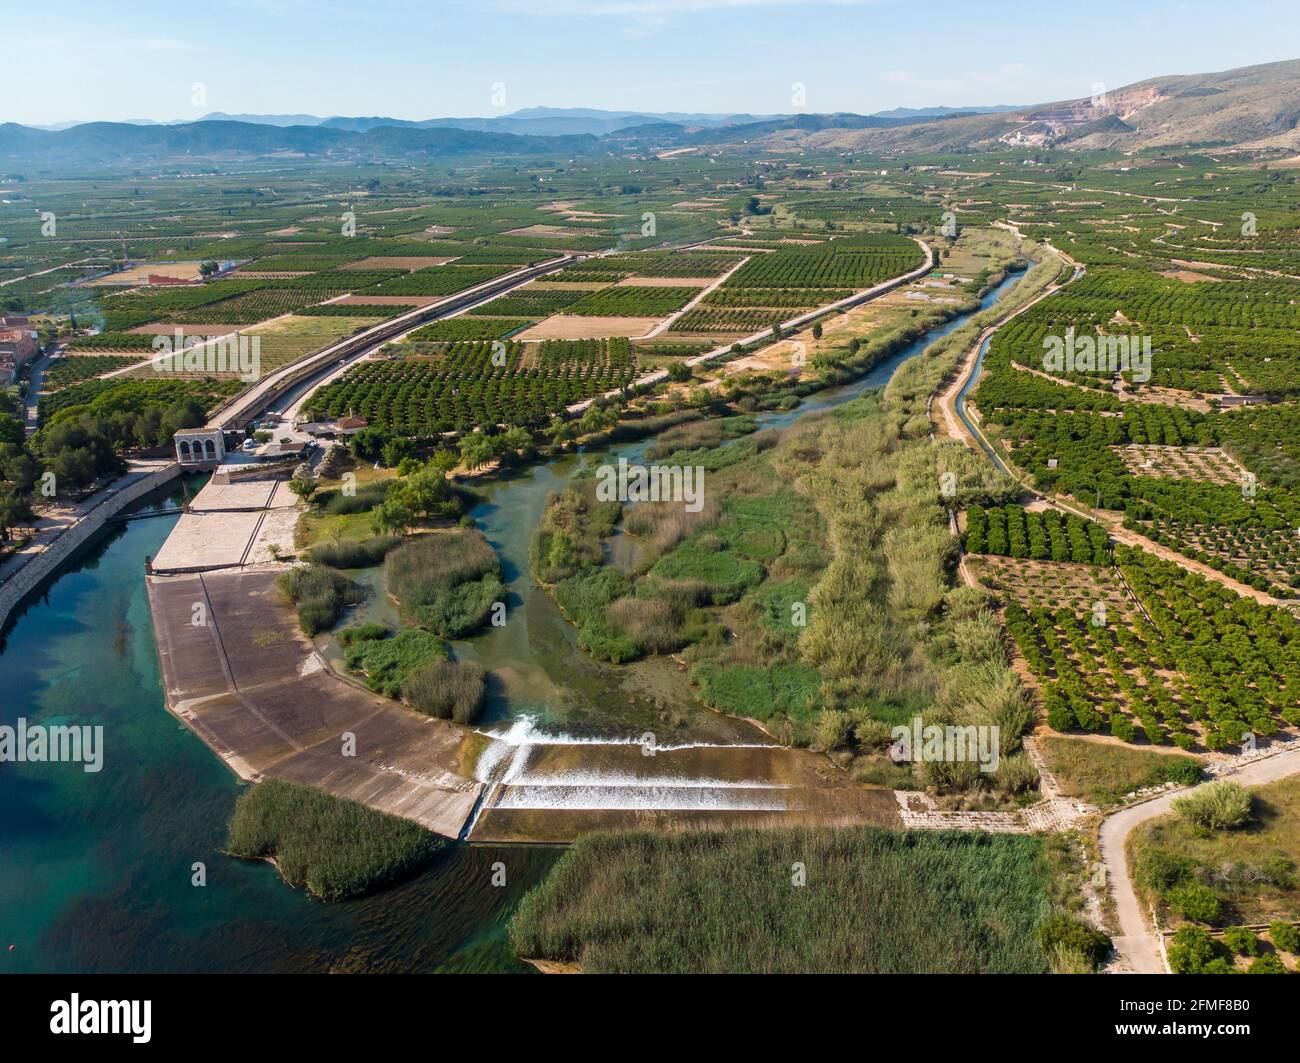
[509,826,1052,973]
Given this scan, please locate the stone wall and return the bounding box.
[0,464,181,632]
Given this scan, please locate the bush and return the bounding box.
[993,753,1039,795]
[1135,848,1196,892]
[1268,921,1300,954]
[338,623,390,645]
[605,595,685,656]
[307,535,401,569]
[343,629,445,698]
[1222,925,1259,957]
[385,530,504,638]
[1172,781,1253,831]
[318,479,390,515]
[1035,913,1111,971]
[1167,926,1221,974]
[1247,953,1287,974]
[276,564,364,635]
[1149,757,1204,788]
[1168,882,1222,924]
[812,710,854,752]
[400,658,486,724]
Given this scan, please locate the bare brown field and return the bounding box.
[525,280,610,291]
[506,223,602,238]
[516,315,660,340]
[85,261,208,286]
[615,276,713,287]
[127,322,244,336]
[234,271,312,279]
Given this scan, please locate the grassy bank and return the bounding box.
[1039,735,1202,806]
[225,779,447,901]
[509,826,1054,973]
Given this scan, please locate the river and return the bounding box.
[0,268,1020,973]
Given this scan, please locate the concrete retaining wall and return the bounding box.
[0,464,181,633]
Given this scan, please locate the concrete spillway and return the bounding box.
[464,716,900,842]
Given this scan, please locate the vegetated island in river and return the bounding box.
[225,778,448,902]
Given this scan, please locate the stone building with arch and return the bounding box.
[173,428,225,468]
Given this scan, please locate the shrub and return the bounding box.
[1135,848,1196,892]
[852,717,896,751]
[338,623,390,645]
[812,710,854,752]
[318,479,390,515]
[343,629,445,698]
[276,564,364,635]
[1167,926,1220,973]
[1247,953,1287,974]
[307,535,401,569]
[1268,921,1300,954]
[386,530,505,638]
[606,595,684,656]
[1168,882,1222,924]
[1149,757,1203,788]
[400,658,486,724]
[1172,781,1253,831]
[1035,913,1111,971]
[993,753,1039,795]
[1046,943,1095,974]
[1222,926,1259,957]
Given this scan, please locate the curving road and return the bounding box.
[1100,747,1300,973]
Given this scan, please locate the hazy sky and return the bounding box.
[6,0,1299,124]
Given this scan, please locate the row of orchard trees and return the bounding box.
[965,504,1110,565]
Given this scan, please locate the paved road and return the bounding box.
[22,346,60,433]
[1100,747,1300,973]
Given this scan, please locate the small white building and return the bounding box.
[174,428,226,468]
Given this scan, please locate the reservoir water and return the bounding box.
[0,269,1020,972]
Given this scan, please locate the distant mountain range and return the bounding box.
[5,61,1297,168]
[789,58,1300,154]
[25,104,1020,138]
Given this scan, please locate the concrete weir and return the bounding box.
[147,567,482,837]
[464,721,901,842]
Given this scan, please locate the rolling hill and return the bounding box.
[785,58,1300,154]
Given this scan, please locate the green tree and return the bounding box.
[288,472,317,503]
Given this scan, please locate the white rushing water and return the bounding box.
[469,715,789,814]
